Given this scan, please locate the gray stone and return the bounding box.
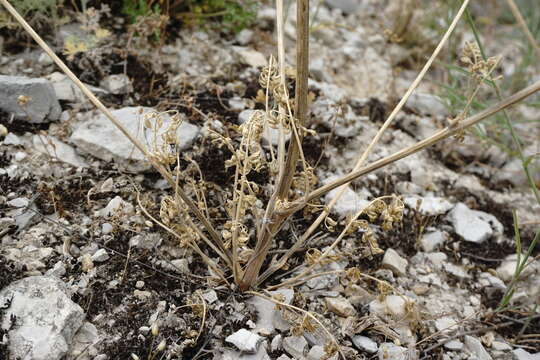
[420,231,446,252]
[323,179,370,218]
[236,29,254,45]
[448,203,503,243]
[247,288,294,335]
[71,107,200,172]
[382,248,408,276]
[99,74,132,95]
[377,343,408,360]
[307,345,338,360]
[0,276,85,360]
[325,0,362,14]
[404,196,454,216]
[225,329,263,353]
[32,134,89,168]
[283,336,308,359]
[91,249,109,262]
[68,322,99,360]
[491,341,511,351]
[325,297,356,317]
[513,348,540,360]
[352,335,378,354]
[46,72,107,104]
[444,340,463,351]
[233,47,267,68]
[0,75,61,123]
[464,335,492,360]
[3,133,22,145]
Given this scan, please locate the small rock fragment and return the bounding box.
[135,281,145,289]
[282,336,308,359]
[444,340,464,351]
[32,134,89,168]
[352,335,378,354]
[81,254,94,272]
[225,329,263,353]
[513,348,540,360]
[325,297,356,317]
[448,203,503,243]
[464,335,492,360]
[377,343,408,360]
[233,47,267,68]
[91,249,109,262]
[491,341,511,351]
[0,75,61,123]
[99,74,132,94]
[406,92,448,117]
[420,231,446,252]
[382,248,408,276]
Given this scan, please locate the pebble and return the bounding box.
[352,335,378,354]
[135,281,145,289]
[134,290,152,301]
[101,222,113,234]
[91,249,109,262]
[513,348,540,360]
[448,203,503,243]
[0,75,61,123]
[282,336,308,359]
[420,231,446,252]
[225,329,263,353]
[382,248,408,276]
[81,254,94,272]
[464,335,492,360]
[405,196,454,216]
[325,297,356,317]
[377,343,408,360]
[444,340,464,351]
[99,74,132,94]
[491,341,511,351]
[233,46,267,68]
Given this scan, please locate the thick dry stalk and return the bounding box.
[505,0,540,61]
[0,0,228,260]
[279,78,540,215]
[257,0,471,283]
[239,0,310,291]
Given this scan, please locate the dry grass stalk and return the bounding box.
[505,0,540,61]
[6,0,540,295]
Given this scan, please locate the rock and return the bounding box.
[80,254,94,272]
[233,47,267,68]
[464,335,492,360]
[97,196,134,217]
[225,329,263,353]
[420,231,446,252]
[448,203,503,243]
[38,52,54,66]
[323,179,370,218]
[352,335,378,354]
[46,72,107,104]
[0,276,85,360]
[307,345,338,360]
[71,107,200,172]
[377,343,408,360]
[382,248,408,276]
[248,288,295,335]
[406,93,448,117]
[32,134,88,168]
[3,132,21,145]
[135,281,145,289]
[404,196,454,216]
[101,223,113,234]
[496,254,536,282]
[282,336,308,359]
[133,290,152,301]
[45,261,67,277]
[444,340,464,351]
[491,341,511,351]
[434,316,457,333]
[0,75,61,123]
[370,295,410,319]
[325,0,362,14]
[513,348,540,360]
[236,29,254,45]
[325,297,356,317]
[99,74,132,94]
[91,249,109,262]
[68,322,99,359]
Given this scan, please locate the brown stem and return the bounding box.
[239,0,310,291]
[279,78,540,216]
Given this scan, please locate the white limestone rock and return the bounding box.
[225,329,263,353]
[448,203,503,243]
[382,248,408,276]
[70,107,199,172]
[0,276,85,360]
[32,135,88,168]
[99,74,132,95]
[352,335,378,354]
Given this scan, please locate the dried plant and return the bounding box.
[3,0,540,326]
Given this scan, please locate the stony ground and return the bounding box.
[1,1,540,360]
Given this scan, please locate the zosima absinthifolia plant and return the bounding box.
[3,0,540,294]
